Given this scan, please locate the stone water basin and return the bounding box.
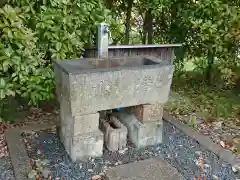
[54,57,174,115]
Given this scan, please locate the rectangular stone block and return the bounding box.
[73,113,99,135]
[99,116,127,151]
[133,104,163,122]
[115,112,163,148]
[54,57,174,115]
[59,112,100,154]
[70,130,104,161]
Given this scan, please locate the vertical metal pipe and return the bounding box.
[97,23,109,58]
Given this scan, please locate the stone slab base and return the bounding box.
[105,158,185,180]
[115,112,162,148]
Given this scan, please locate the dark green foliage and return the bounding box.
[0,0,110,106]
[0,5,53,104]
[0,0,239,123]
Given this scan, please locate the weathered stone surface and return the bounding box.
[73,113,99,135]
[54,56,174,161]
[59,92,73,155]
[59,104,98,152]
[54,57,174,115]
[133,103,163,122]
[55,64,104,161]
[54,63,71,103]
[70,130,104,161]
[116,112,162,148]
[105,158,185,180]
[99,116,127,151]
[59,112,100,156]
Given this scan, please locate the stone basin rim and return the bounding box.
[54,57,172,75]
[85,44,182,50]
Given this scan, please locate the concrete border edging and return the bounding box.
[163,111,239,167]
[5,122,58,180]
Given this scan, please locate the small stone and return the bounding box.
[232,164,239,173]
[92,175,101,180]
[37,149,41,155]
[42,159,50,166]
[102,166,108,171]
[37,166,43,172]
[118,148,128,154]
[212,175,218,180]
[88,169,93,172]
[196,157,204,170]
[117,161,122,165]
[99,172,105,176]
[42,168,51,179]
[36,175,40,180]
[36,159,47,168]
[220,141,225,148]
[28,170,38,179]
[105,161,111,165]
[35,159,42,168]
[195,151,202,156]
[204,164,210,168]
[221,163,228,167]
[23,138,28,143]
[212,121,223,129]
[0,152,5,158]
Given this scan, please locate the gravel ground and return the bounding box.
[24,120,240,180]
[0,157,14,180]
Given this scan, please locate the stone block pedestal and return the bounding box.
[71,130,103,161]
[73,113,100,135]
[132,103,163,122]
[99,116,127,151]
[116,112,162,148]
[59,112,103,161]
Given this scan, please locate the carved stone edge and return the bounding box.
[5,121,59,180]
[163,110,239,169]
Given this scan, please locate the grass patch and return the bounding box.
[166,71,240,123]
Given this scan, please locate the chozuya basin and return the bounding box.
[54,56,174,115]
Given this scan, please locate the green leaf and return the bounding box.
[2,60,11,72]
[7,89,15,96]
[0,90,6,99]
[56,42,62,51]
[0,78,6,88]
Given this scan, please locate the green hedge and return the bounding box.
[0,0,110,104]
